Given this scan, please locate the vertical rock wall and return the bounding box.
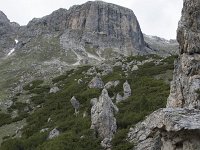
[128,1,200,150]
[167,0,200,109]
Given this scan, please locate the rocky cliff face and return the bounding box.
[24,1,145,56]
[167,0,200,109]
[0,11,19,58]
[128,0,200,149]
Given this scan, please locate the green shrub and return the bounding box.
[0,113,12,127]
[112,129,133,150]
[0,139,24,150]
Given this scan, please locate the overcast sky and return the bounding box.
[0,0,183,39]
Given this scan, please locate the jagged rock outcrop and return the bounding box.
[0,11,19,36]
[167,0,200,109]
[128,0,200,149]
[90,89,118,148]
[116,80,131,103]
[128,108,200,150]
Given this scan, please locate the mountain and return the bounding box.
[128,0,200,149]
[24,1,146,56]
[0,1,178,102]
[144,34,179,56]
[0,1,181,149]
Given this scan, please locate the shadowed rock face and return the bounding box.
[128,0,200,149]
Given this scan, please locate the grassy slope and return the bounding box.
[0,34,79,102]
[0,55,176,150]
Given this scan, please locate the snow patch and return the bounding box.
[7,48,15,56]
[72,50,82,66]
[6,38,18,57]
[15,39,18,44]
[87,52,102,61]
[72,61,80,66]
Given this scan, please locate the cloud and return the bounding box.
[0,0,182,39]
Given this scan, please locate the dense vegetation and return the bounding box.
[0,55,176,150]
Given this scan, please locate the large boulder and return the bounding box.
[128,108,200,150]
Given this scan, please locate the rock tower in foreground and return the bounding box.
[128,0,200,149]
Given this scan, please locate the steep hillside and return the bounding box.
[0,54,176,149]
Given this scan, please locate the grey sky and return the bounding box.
[0,0,183,39]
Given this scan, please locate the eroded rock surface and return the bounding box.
[128,108,200,150]
[167,0,200,109]
[90,89,118,148]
